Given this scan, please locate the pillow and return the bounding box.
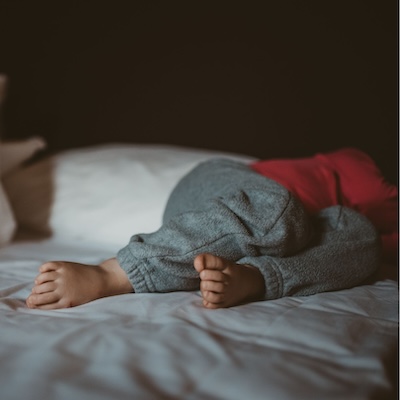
[0,183,16,246]
[3,143,255,251]
[0,136,47,246]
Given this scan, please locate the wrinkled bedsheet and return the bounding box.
[0,238,398,400]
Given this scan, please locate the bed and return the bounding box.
[0,143,398,400]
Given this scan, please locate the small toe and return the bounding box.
[200,280,225,293]
[202,290,224,304]
[28,292,59,307]
[199,269,227,283]
[203,300,220,309]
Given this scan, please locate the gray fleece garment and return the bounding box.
[117,158,380,300]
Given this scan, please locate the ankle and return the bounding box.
[242,264,265,301]
[99,258,133,296]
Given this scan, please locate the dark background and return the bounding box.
[0,1,398,182]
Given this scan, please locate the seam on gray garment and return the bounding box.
[141,261,156,292]
[263,258,284,298]
[335,205,342,229]
[128,256,157,293]
[262,191,295,237]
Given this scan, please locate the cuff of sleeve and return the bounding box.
[116,246,156,293]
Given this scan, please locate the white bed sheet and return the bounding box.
[0,238,398,400]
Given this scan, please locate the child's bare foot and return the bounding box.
[26,258,133,310]
[194,253,265,309]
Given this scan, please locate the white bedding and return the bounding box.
[0,238,398,400]
[0,144,398,400]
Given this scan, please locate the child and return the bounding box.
[26,149,386,310]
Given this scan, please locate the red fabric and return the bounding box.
[251,148,398,263]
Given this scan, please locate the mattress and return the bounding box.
[0,236,398,400]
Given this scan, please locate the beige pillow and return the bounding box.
[0,137,46,246]
[0,181,16,246]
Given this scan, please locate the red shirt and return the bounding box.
[251,148,398,263]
